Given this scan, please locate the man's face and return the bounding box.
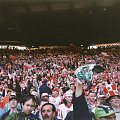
[109,96,120,107]
[99,114,116,120]
[41,104,55,120]
[22,99,35,115]
[89,92,96,102]
[9,99,18,108]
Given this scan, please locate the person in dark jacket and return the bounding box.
[39,79,52,98]
[5,94,40,120]
[65,64,105,120]
[41,103,59,120]
[65,80,96,120]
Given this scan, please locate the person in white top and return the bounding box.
[57,90,73,120]
[49,88,61,110]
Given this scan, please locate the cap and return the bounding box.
[9,95,18,101]
[64,90,73,97]
[41,93,49,97]
[95,105,115,119]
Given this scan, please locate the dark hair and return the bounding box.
[7,89,11,93]
[22,94,36,105]
[107,95,120,103]
[42,79,48,84]
[88,90,97,95]
[62,98,68,105]
[38,98,49,105]
[41,103,56,112]
[62,97,73,105]
[92,65,105,73]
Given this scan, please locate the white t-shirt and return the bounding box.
[57,103,73,120]
[49,96,61,109]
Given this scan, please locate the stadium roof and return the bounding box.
[0,0,120,46]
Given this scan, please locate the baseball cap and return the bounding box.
[41,93,49,97]
[95,105,115,119]
[9,91,18,101]
[64,90,73,97]
[9,95,18,101]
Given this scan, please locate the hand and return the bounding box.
[75,78,83,97]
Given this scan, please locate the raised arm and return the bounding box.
[73,80,90,120]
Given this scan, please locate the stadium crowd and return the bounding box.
[0,45,119,120]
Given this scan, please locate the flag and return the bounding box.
[23,63,32,69]
[75,64,105,83]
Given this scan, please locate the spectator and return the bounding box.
[69,83,75,93]
[39,80,52,98]
[61,82,69,94]
[35,98,49,120]
[1,95,19,120]
[3,92,21,113]
[2,82,9,97]
[5,94,39,120]
[41,103,59,120]
[41,93,49,101]
[65,79,96,120]
[95,105,116,120]
[88,91,97,112]
[57,90,73,120]
[103,84,120,120]
[49,88,61,109]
